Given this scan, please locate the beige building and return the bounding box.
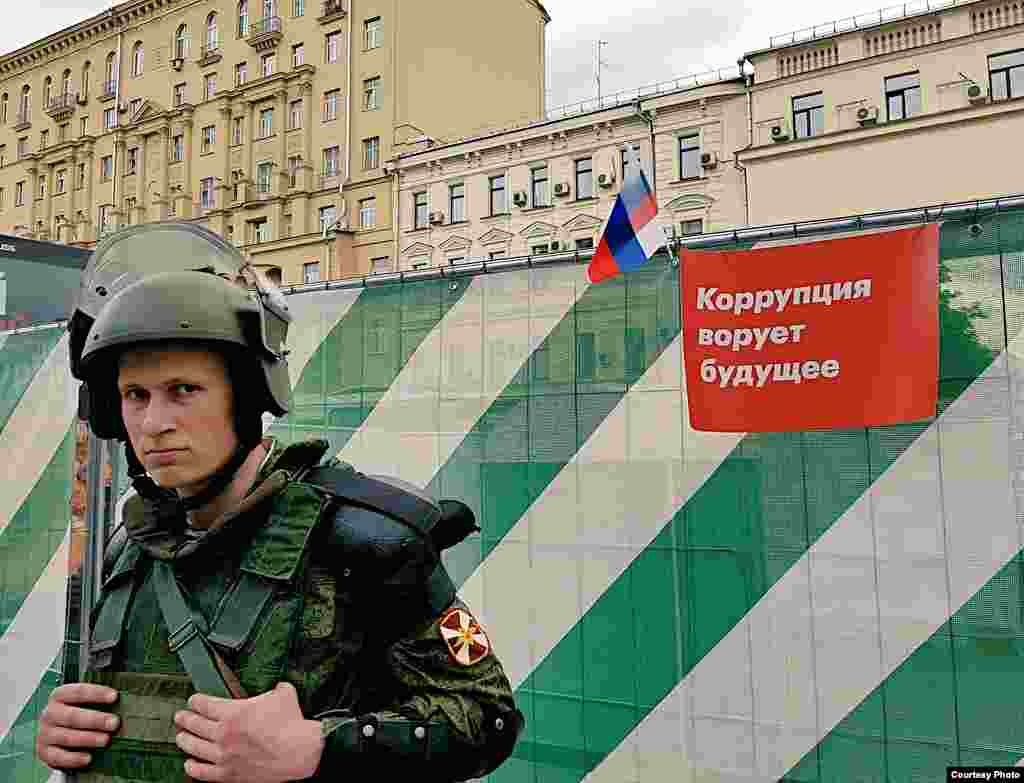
[0,0,548,283]
[392,0,1024,272]
[739,0,1024,225]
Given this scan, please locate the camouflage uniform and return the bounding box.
[82,436,521,782]
[64,224,522,782]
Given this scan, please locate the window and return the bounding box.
[449,182,465,222]
[531,243,550,255]
[58,123,68,143]
[319,205,337,233]
[681,219,703,236]
[793,92,824,139]
[126,147,138,174]
[322,145,339,176]
[206,13,219,49]
[0,187,5,209]
[38,176,46,198]
[172,135,184,162]
[365,17,382,49]
[359,197,376,228]
[256,161,273,193]
[40,129,49,149]
[235,62,247,87]
[259,108,274,138]
[288,154,302,186]
[326,32,340,63]
[201,125,215,153]
[575,237,594,251]
[531,165,548,207]
[100,155,113,180]
[414,191,428,229]
[174,25,189,60]
[885,72,921,121]
[1,94,7,124]
[81,62,91,98]
[371,257,389,274]
[293,0,304,16]
[990,49,1024,101]
[448,256,465,265]
[323,89,339,121]
[232,117,244,145]
[577,332,596,381]
[15,181,24,206]
[287,99,302,130]
[575,158,593,199]
[43,78,52,108]
[204,74,217,100]
[19,86,30,120]
[621,143,642,178]
[292,44,304,68]
[80,117,88,137]
[363,136,380,170]
[251,218,269,243]
[17,138,27,160]
[99,205,113,233]
[173,83,186,107]
[364,77,380,110]
[124,197,136,220]
[76,163,85,189]
[303,261,321,284]
[200,177,216,208]
[55,169,66,194]
[0,145,5,167]
[489,174,506,215]
[103,108,116,130]
[238,0,249,36]
[132,42,144,77]
[128,98,142,119]
[679,134,701,179]
[488,250,506,260]
[261,53,276,78]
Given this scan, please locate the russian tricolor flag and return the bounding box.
[587,160,662,284]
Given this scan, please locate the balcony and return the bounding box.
[12,111,31,132]
[198,42,222,67]
[99,81,116,101]
[246,17,282,52]
[45,93,76,121]
[318,0,346,23]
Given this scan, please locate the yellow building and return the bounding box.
[0,0,548,283]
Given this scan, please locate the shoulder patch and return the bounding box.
[439,607,491,667]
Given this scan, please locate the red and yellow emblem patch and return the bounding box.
[439,607,491,666]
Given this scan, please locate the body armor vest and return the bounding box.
[76,438,465,783]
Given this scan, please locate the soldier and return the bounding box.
[36,223,522,782]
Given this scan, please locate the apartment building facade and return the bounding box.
[739,0,1024,224]
[0,0,548,283]
[392,0,1023,272]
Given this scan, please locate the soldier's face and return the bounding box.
[117,346,238,497]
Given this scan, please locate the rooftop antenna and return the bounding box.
[596,40,609,106]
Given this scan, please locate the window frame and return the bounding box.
[365,17,383,50]
[359,196,376,228]
[574,157,593,200]
[489,173,507,215]
[678,133,701,180]
[362,136,380,170]
[885,71,922,121]
[792,91,825,139]
[449,182,465,223]
[990,48,1024,100]
[530,164,548,207]
[414,190,428,229]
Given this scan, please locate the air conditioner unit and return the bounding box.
[512,190,528,207]
[597,172,616,188]
[428,211,444,225]
[856,106,879,125]
[967,83,989,105]
[553,182,570,197]
[770,122,790,142]
[700,152,718,168]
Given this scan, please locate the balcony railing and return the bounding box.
[319,0,346,21]
[247,16,283,50]
[46,93,75,116]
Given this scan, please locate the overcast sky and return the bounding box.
[4,0,901,109]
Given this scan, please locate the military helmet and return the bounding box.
[71,222,293,442]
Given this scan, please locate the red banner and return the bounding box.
[681,224,940,432]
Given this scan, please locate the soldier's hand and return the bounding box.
[35,683,120,770]
[174,681,324,783]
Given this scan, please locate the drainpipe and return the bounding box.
[632,99,656,193]
[337,2,354,280]
[734,56,753,227]
[389,161,399,272]
[111,23,124,233]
